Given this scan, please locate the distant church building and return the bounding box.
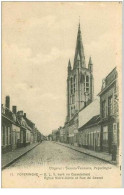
[66,23,94,122]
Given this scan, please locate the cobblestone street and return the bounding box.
[5,141,112,169]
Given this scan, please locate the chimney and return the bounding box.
[24,113,26,118]
[12,106,17,114]
[17,110,23,118]
[5,96,10,109]
[20,110,23,116]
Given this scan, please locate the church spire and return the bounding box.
[88,56,93,72]
[74,22,86,68]
[68,59,71,67]
[68,59,71,74]
[88,56,93,65]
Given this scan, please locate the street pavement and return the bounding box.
[4,141,112,169]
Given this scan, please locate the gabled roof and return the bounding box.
[79,115,100,132]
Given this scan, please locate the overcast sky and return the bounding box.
[2,2,122,135]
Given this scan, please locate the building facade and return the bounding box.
[78,115,101,152]
[98,67,119,154]
[52,130,60,142]
[2,96,44,153]
[2,96,21,153]
[68,114,78,146]
[59,127,65,143]
[16,111,31,147]
[23,114,35,144]
[2,104,13,153]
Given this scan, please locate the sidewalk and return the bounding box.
[55,142,116,165]
[2,142,40,170]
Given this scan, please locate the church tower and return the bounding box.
[66,23,94,122]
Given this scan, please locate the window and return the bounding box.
[21,131,23,143]
[72,95,75,104]
[80,73,85,83]
[86,76,89,93]
[13,131,16,145]
[3,126,5,145]
[5,126,8,145]
[71,107,73,116]
[16,132,20,140]
[87,134,89,145]
[91,133,93,146]
[108,96,113,116]
[70,96,72,104]
[26,132,29,142]
[89,133,91,146]
[102,100,106,118]
[2,125,4,146]
[113,123,117,144]
[27,131,30,142]
[85,134,87,145]
[74,76,76,93]
[84,76,86,92]
[84,75,90,93]
[8,127,11,145]
[96,132,100,147]
[103,126,108,146]
[71,78,73,94]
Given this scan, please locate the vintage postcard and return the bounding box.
[1,1,122,188]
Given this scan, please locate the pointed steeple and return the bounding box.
[68,59,71,73]
[88,56,93,65]
[88,56,93,72]
[74,22,86,68]
[68,59,71,67]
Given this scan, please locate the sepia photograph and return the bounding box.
[1,1,122,188]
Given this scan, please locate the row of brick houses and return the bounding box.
[2,96,45,153]
[47,23,119,162]
[48,67,119,160]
